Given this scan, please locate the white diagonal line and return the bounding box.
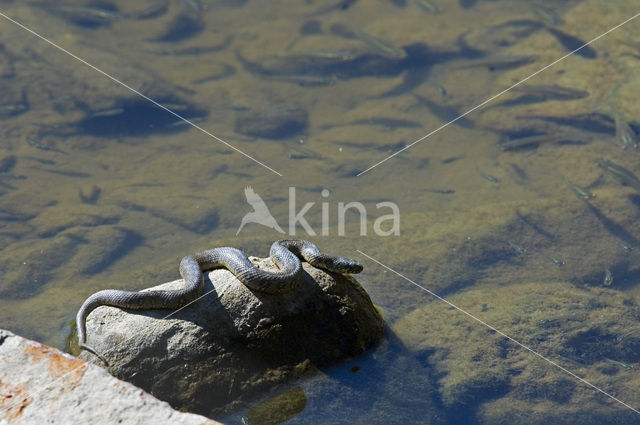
[356,249,640,415]
[357,11,640,176]
[0,11,282,177]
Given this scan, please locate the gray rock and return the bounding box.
[0,329,222,425]
[78,257,384,418]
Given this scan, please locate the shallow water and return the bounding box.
[2,0,640,423]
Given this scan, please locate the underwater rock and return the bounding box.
[0,329,221,425]
[69,226,143,275]
[0,234,80,300]
[78,257,384,417]
[31,204,121,238]
[242,386,307,425]
[394,281,640,424]
[118,199,219,234]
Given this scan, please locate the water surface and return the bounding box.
[1,0,640,423]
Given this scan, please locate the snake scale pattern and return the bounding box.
[76,239,363,363]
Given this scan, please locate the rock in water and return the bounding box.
[77,257,384,418]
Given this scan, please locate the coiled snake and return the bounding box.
[76,239,363,363]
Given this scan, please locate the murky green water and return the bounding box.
[2,0,640,423]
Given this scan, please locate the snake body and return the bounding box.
[76,239,362,362]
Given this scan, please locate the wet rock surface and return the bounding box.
[77,257,384,418]
[0,329,221,425]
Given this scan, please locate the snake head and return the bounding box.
[322,256,363,274]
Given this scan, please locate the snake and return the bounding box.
[76,239,363,364]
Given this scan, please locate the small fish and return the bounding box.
[510,163,527,181]
[330,23,406,59]
[520,112,612,134]
[26,139,65,153]
[173,39,233,56]
[38,3,120,28]
[512,84,588,100]
[521,0,564,26]
[453,55,538,70]
[493,86,589,107]
[604,358,632,370]
[323,117,422,130]
[159,103,191,112]
[499,132,582,151]
[563,177,594,200]
[0,99,29,117]
[178,0,205,12]
[545,27,597,59]
[33,168,90,178]
[475,167,499,183]
[508,241,527,254]
[0,102,27,112]
[429,82,447,96]
[337,140,408,155]
[191,64,237,84]
[306,0,358,17]
[541,252,564,266]
[132,0,169,19]
[617,328,640,342]
[614,239,634,252]
[595,158,640,192]
[426,188,455,194]
[277,49,360,62]
[603,268,613,286]
[24,157,55,165]
[265,74,336,87]
[413,94,474,129]
[441,155,465,164]
[358,33,406,59]
[90,108,125,118]
[46,94,73,105]
[289,144,323,160]
[612,111,639,150]
[415,0,440,14]
[0,172,26,180]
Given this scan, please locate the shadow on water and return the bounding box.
[219,327,456,425]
